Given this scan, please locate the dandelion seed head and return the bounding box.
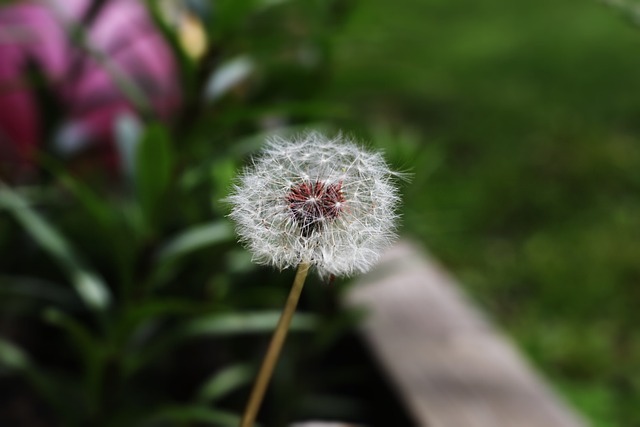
[226,131,402,278]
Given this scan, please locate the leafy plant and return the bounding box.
[0,1,364,426]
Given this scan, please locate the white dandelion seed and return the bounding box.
[226,131,402,278]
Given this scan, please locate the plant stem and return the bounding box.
[239,262,311,427]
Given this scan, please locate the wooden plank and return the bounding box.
[344,240,588,427]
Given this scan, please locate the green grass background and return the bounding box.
[328,0,640,425]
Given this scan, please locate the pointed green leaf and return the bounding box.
[183,311,319,336]
[143,405,242,427]
[156,220,234,262]
[0,338,29,371]
[0,275,79,307]
[0,184,111,311]
[135,123,173,226]
[43,308,100,366]
[123,311,317,377]
[0,338,78,422]
[115,113,143,182]
[197,363,254,403]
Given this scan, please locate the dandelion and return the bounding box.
[227,131,401,279]
[227,131,402,427]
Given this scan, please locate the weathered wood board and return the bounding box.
[344,240,588,427]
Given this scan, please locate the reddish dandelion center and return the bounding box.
[286,180,346,236]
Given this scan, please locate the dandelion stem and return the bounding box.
[239,262,311,427]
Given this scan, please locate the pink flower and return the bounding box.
[0,0,181,178]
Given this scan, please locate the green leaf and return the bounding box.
[124,312,317,377]
[206,55,255,101]
[125,299,207,329]
[118,300,215,377]
[0,275,79,307]
[0,338,30,371]
[40,154,117,231]
[182,311,319,336]
[0,184,111,311]
[197,363,254,403]
[117,299,207,351]
[42,308,106,403]
[43,308,100,367]
[156,220,234,263]
[142,405,242,427]
[73,271,112,311]
[135,123,173,226]
[0,338,75,421]
[115,113,143,182]
[150,221,235,287]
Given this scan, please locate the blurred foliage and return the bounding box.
[323,0,640,426]
[0,1,376,426]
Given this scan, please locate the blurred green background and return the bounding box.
[1,0,639,426]
[330,1,640,426]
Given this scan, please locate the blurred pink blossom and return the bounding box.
[0,0,181,178]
